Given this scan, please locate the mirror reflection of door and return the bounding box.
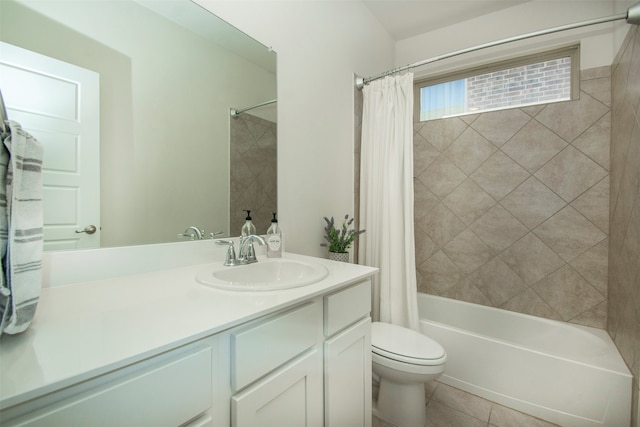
[0,42,100,250]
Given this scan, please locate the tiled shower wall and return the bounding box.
[609,24,640,427]
[414,67,611,328]
[229,114,277,235]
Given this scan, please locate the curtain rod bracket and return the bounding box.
[355,76,364,91]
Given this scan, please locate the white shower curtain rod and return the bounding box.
[230,99,277,118]
[356,1,640,90]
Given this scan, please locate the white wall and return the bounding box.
[197,1,395,257]
[395,1,635,79]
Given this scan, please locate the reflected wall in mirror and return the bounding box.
[0,0,277,250]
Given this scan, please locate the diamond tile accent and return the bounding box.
[581,76,611,107]
[443,229,494,274]
[535,92,609,142]
[500,177,566,229]
[499,233,564,285]
[501,120,567,173]
[414,133,440,176]
[442,277,492,306]
[571,176,609,233]
[534,145,608,202]
[469,204,528,253]
[501,288,562,320]
[569,238,608,296]
[230,114,277,234]
[414,179,440,220]
[470,151,529,200]
[414,227,438,265]
[533,265,605,321]
[410,67,612,329]
[417,155,467,199]
[416,203,466,248]
[534,206,607,262]
[572,112,611,171]
[469,109,530,147]
[442,179,496,225]
[417,250,464,294]
[443,127,497,174]
[418,117,467,151]
[468,257,527,306]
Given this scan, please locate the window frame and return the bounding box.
[413,45,580,122]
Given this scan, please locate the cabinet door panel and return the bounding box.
[324,318,371,427]
[232,349,322,427]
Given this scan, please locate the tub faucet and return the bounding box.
[178,226,204,240]
[238,235,266,264]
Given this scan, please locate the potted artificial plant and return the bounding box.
[321,215,365,262]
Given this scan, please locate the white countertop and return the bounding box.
[0,252,377,410]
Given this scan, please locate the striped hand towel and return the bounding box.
[1,120,43,335]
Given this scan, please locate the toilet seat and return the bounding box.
[371,322,446,366]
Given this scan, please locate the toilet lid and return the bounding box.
[371,322,445,364]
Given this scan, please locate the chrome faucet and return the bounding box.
[238,235,266,264]
[178,226,204,240]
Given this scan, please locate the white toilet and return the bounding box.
[371,321,447,427]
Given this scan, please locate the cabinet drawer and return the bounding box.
[324,280,371,336]
[10,345,212,427]
[232,301,321,391]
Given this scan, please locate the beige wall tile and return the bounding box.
[501,120,567,173]
[469,204,528,253]
[443,229,494,274]
[417,155,466,199]
[468,108,530,147]
[499,233,565,285]
[417,116,467,151]
[533,206,607,262]
[534,145,608,203]
[443,127,497,174]
[500,177,566,230]
[470,151,529,200]
[535,92,609,142]
[442,179,495,225]
[412,66,612,333]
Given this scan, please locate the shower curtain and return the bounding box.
[358,73,419,331]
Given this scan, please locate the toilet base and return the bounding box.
[375,377,426,427]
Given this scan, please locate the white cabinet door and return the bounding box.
[324,318,372,427]
[232,349,323,427]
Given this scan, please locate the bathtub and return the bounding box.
[417,294,632,427]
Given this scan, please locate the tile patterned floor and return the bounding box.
[372,381,561,427]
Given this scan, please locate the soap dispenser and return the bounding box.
[266,212,282,258]
[241,210,256,238]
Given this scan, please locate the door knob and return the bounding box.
[75,225,97,234]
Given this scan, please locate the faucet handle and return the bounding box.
[244,241,257,263]
[209,231,224,239]
[216,240,238,266]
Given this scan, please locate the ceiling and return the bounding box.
[360,0,536,40]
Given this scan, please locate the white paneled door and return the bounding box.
[0,42,100,250]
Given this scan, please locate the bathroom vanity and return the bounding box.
[0,246,377,426]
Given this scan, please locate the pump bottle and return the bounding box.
[266,212,282,258]
[241,210,256,237]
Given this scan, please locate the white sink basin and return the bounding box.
[196,258,329,291]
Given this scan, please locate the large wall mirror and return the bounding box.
[0,0,277,251]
